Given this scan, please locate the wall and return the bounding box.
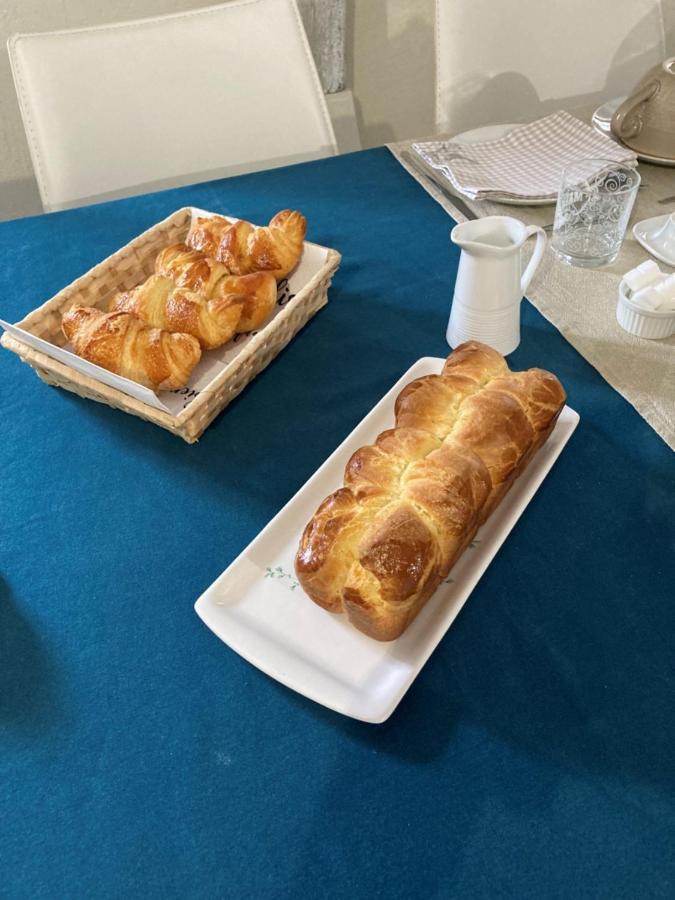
[347,0,435,148]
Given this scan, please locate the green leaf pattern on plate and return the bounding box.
[264,566,300,591]
[264,541,479,591]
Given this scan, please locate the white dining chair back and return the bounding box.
[8,0,337,212]
[435,0,673,135]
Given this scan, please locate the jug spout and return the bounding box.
[451,216,532,255]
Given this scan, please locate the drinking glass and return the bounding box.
[551,159,640,267]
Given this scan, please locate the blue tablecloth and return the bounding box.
[1,148,673,898]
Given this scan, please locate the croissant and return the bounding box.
[184,216,234,261]
[186,210,307,279]
[111,271,277,349]
[111,277,242,351]
[218,271,278,332]
[155,242,230,296]
[154,244,278,332]
[295,342,566,641]
[62,306,201,391]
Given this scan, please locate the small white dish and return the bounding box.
[195,357,579,723]
[617,279,675,339]
[592,97,675,166]
[451,124,554,206]
[633,213,675,267]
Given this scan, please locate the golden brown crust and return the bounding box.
[214,272,277,332]
[62,306,201,391]
[395,375,476,438]
[294,341,566,641]
[154,243,277,331]
[184,211,306,280]
[344,428,439,499]
[112,276,242,351]
[402,445,492,552]
[211,210,307,279]
[295,488,377,612]
[356,505,437,605]
[441,340,509,381]
[184,216,234,260]
[452,389,534,487]
[111,266,276,350]
[155,243,229,296]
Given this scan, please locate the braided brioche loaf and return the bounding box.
[295,342,566,641]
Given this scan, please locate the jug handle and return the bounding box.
[520,225,547,295]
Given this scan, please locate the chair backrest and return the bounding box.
[8,0,337,212]
[435,0,671,134]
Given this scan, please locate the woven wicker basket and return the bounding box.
[1,207,341,442]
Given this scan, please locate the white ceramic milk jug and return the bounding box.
[447,216,547,355]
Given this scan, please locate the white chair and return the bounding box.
[435,0,673,135]
[8,0,337,212]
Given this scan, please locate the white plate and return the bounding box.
[592,97,675,167]
[195,358,579,723]
[633,213,675,267]
[449,124,555,206]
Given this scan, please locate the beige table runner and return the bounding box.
[388,139,675,451]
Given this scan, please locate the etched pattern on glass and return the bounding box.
[552,161,640,268]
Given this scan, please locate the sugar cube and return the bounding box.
[623,260,662,294]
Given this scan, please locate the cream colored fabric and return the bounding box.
[435,0,672,134]
[389,139,675,451]
[8,0,337,212]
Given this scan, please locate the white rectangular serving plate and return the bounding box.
[195,357,579,723]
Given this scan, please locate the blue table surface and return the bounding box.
[1,148,673,899]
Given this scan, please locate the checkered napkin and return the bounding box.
[412,111,637,201]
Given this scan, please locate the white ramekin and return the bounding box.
[616,280,675,339]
